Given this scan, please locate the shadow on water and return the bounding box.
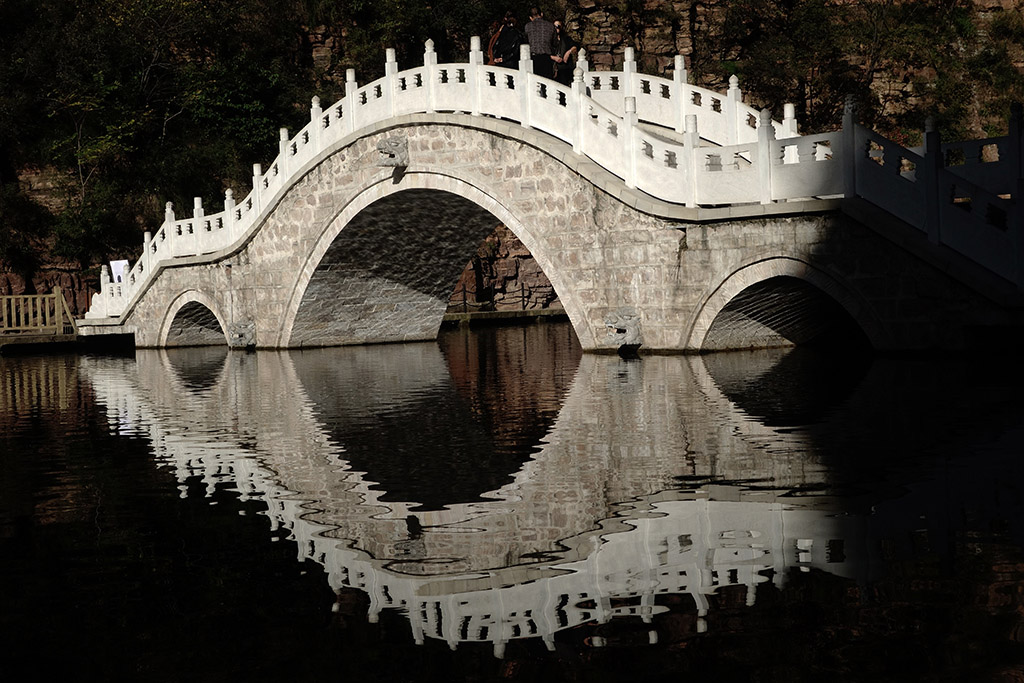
[5,327,1024,681]
[289,324,581,511]
[163,345,230,393]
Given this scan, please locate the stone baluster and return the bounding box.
[782,103,799,163]
[278,127,290,178]
[841,95,857,200]
[161,201,175,261]
[224,189,236,241]
[310,96,322,149]
[923,117,942,245]
[469,36,483,116]
[576,48,589,86]
[757,109,775,205]
[345,69,359,134]
[424,39,437,114]
[518,44,533,128]
[98,265,111,312]
[1011,104,1024,289]
[144,219,157,280]
[384,48,398,118]
[252,163,263,214]
[571,67,585,154]
[192,196,204,255]
[725,75,741,144]
[622,46,637,100]
[683,114,700,208]
[624,96,638,189]
[673,55,688,134]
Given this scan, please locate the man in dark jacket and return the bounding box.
[491,11,523,70]
[524,6,558,79]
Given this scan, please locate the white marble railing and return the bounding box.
[84,41,1024,320]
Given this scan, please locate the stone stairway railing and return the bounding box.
[84,39,1023,321]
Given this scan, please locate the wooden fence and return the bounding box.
[0,288,78,337]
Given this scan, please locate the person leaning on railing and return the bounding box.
[524,6,558,80]
[553,20,578,86]
[489,11,522,69]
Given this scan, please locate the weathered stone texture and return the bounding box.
[119,119,1019,353]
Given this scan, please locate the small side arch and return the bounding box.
[685,257,889,351]
[159,290,229,347]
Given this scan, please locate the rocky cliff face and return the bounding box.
[447,225,561,313]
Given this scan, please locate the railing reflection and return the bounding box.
[79,340,868,656]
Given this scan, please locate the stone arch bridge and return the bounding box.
[80,40,1024,352]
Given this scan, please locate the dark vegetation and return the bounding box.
[0,0,1021,282]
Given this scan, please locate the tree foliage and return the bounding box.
[0,0,1020,274]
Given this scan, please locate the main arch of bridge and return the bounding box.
[119,117,975,352]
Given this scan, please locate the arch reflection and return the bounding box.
[79,332,872,656]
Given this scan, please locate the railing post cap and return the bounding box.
[925,116,936,133]
[470,35,481,51]
[225,188,234,200]
[624,46,635,61]
[279,127,289,140]
[784,103,796,119]
[193,196,202,208]
[425,38,434,52]
[253,162,263,175]
[519,43,531,59]
[311,95,321,108]
[729,74,740,90]
[386,47,397,62]
[346,68,357,82]
[574,67,584,83]
[759,108,772,123]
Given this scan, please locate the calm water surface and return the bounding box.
[2,322,1024,681]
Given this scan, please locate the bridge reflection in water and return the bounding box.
[73,325,888,659]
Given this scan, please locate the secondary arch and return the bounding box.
[686,258,887,352]
[159,291,229,347]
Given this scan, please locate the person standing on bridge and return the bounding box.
[490,11,523,69]
[552,19,578,86]
[524,6,558,80]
